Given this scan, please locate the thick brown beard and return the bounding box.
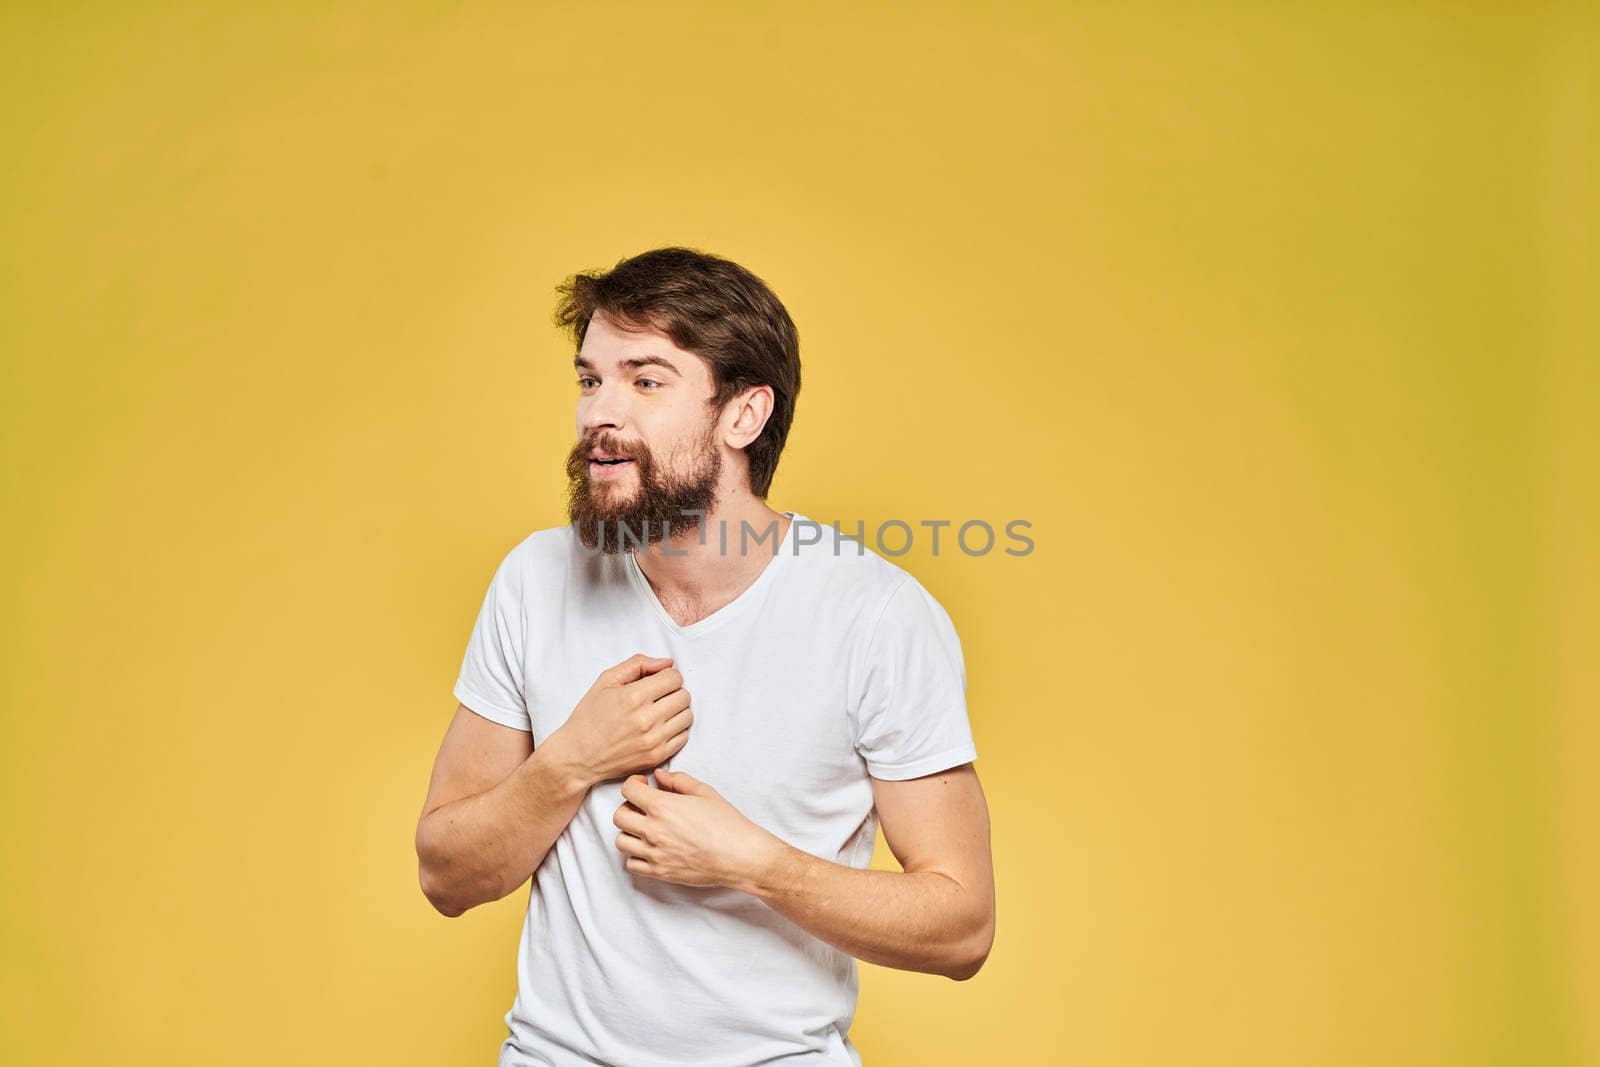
[565,421,721,554]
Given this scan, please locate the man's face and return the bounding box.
[566,312,724,552]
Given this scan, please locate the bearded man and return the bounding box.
[415,246,994,1067]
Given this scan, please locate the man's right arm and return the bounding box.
[415,653,691,916]
[414,705,592,917]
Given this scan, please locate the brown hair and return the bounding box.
[553,246,801,499]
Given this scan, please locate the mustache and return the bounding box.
[566,433,650,477]
[586,432,639,458]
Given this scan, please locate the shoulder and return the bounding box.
[774,518,970,706]
[487,523,579,596]
[511,523,577,564]
[779,514,949,631]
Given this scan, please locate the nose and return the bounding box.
[578,380,626,437]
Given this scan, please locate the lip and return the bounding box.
[588,458,636,479]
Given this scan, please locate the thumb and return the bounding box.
[655,768,703,794]
[605,653,673,686]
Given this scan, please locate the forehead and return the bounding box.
[577,311,708,379]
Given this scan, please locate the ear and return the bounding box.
[722,385,774,452]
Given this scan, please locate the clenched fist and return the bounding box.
[554,653,693,788]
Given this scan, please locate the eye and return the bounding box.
[577,376,598,389]
[636,378,662,390]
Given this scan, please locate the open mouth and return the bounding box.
[588,452,637,475]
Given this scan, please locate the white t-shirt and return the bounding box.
[452,511,978,1067]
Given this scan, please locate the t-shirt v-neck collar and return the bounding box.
[623,511,799,637]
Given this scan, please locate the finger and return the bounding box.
[656,706,693,739]
[649,687,691,718]
[619,774,659,814]
[614,831,647,857]
[608,653,673,685]
[628,666,685,703]
[646,721,691,765]
[659,768,704,795]
[603,653,673,686]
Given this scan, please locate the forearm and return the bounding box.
[736,841,993,981]
[417,730,591,916]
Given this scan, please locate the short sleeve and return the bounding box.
[849,576,978,780]
[452,550,531,732]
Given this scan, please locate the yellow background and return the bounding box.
[2,3,1594,1064]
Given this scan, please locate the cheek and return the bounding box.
[666,422,712,465]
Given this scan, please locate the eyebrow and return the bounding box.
[573,354,683,376]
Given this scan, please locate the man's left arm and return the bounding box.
[736,761,995,981]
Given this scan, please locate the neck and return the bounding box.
[631,484,791,601]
